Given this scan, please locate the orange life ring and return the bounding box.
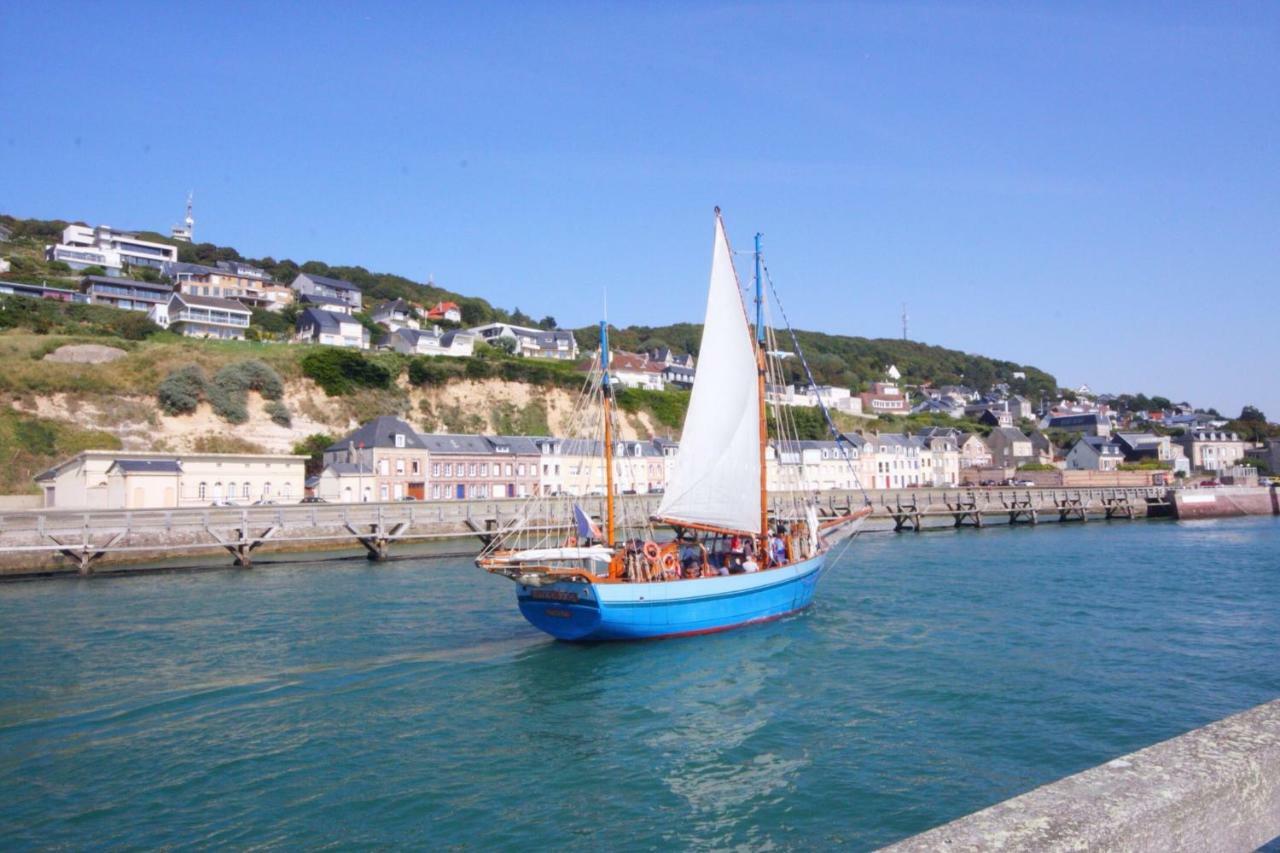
[643,541,660,562]
[660,552,678,573]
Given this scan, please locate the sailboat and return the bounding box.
[476,209,871,641]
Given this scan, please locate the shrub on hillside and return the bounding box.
[300,348,392,396]
[157,365,207,415]
[408,357,465,387]
[207,360,284,423]
[265,400,292,427]
[108,311,162,341]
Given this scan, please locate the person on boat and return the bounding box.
[770,533,787,566]
[742,554,759,573]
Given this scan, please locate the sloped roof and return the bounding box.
[174,292,251,313]
[327,416,427,452]
[297,272,359,292]
[298,306,357,332]
[107,459,182,474]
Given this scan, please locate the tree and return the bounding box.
[492,336,517,355]
[538,315,557,330]
[1239,405,1267,423]
[510,307,533,326]
[291,433,336,477]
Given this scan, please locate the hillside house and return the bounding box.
[47,224,177,275]
[426,301,462,323]
[296,307,369,349]
[372,299,419,331]
[384,326,475,357]
[291,272,363,312]
[468,323,579,360]
[150,292,251,340]
[80,275,172,312]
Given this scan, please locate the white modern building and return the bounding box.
[46,224,178,274]
[468,323,579,360]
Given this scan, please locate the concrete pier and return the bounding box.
[882,698,1280,852]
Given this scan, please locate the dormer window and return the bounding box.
[394,433,406,448]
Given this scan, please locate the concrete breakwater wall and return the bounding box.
[882,697,1280,852]
[0,486,1272,579]
[1172,485,1279,519]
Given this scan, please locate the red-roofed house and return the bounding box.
[608,351,666,391]
[426,301,462,323]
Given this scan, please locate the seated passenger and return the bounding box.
[742,555,759,573]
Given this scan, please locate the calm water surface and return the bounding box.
[1,517,1278,849]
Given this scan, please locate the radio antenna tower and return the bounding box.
[901,302,909,341]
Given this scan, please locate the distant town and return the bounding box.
[2,208,1276,512]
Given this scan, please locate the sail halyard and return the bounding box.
[652,209,764,534]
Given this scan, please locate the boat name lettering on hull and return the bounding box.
[531,590,580,603]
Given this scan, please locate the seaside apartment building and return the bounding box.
[1177,430,1246,472]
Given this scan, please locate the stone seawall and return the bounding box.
[1172,486,1278,519]
[882,697,1280,852]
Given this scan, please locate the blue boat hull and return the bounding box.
[515,552,827,641]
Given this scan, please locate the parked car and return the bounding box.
[300,496,327,504]
[253,499,276,506]
[398,496,418,501]
[209,500,238,507]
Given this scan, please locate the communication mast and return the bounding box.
[171,192,195,243]
[901,302,909,341]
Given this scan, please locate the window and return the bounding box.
[394,433,406,448]
[479,463,488,477]
[444,463,452,477]
[412,460,420,475]
[199,482,207,499]
[432,463,440,476]
[432,484,440,499]
[243,483,251,498]
[282,483,291,499]
[263,482,272,497]
[469,464,477,477]
[394,483,403,499]
[378,459,389,476]
[518,464,525,477]
[396,459,405,476]
[505,463,513,477]
[380,484,389,500]
[228,482,237,497]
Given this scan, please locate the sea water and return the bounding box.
[1,517,1278,849]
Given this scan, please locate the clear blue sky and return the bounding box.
[3,2,1276,417]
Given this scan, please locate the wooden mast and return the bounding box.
[600,320,616,547]
[753,232,769,555]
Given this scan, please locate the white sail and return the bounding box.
[654,214,762,534]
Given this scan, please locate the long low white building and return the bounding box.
[35,451,308,509]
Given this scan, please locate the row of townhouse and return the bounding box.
[313,418,679,503]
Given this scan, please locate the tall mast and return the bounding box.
[600,320,616,546]
[754,232,768,542]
